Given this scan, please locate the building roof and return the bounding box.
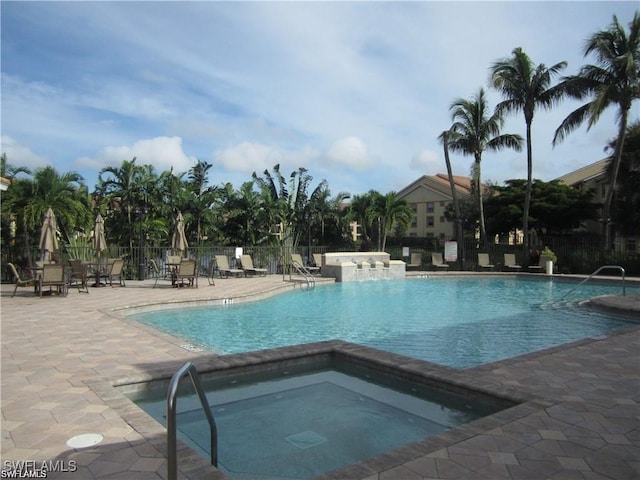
[556,158,609,186]
[396,174,472,201]
[0,176,10,192]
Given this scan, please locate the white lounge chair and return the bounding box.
[431,252,449,270]
[407,252,422,270]
[240,254,268,276]
[215,255,244,278]
[291,253,320,274]
[478,253,494,271]
[503,253,522,271]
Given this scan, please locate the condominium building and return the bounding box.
[395,174,472,240]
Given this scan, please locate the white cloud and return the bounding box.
[409,150,442,174]
[75,136,197,174]
[326,137,375,172]
[212,142,320,175]
[0,136,49,171]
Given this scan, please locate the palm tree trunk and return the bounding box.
[475,155,488,251]
[602,111,629,253]
[523,122,533,266]
[443,138,464,266]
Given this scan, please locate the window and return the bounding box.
[427,216,434,227]
[440,216,445,223]
[426,202,434,213]
[440,201,445,207]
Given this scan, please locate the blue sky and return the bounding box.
[2,1,638,197]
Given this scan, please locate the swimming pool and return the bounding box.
[132,277,637,368]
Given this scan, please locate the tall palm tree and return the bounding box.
[439,130,464,265]
[96,158,146,252]
[553,13,640,251]
[491,47,567,262]
[448,88,523,249]
[185,160,218,247]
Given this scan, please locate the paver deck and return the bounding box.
[1,274,638,479]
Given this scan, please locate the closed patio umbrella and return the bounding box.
[172,212,188,255]
[93,214,107,258]
[39,207,59,262]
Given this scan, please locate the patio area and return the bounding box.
[1,274,638,479]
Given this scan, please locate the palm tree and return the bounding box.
[372,192,413,251]
[4,166,91,260]
[439,130,464,265]
[491,47,567,262]
[96,158,146,252]
[448,88,523,249]
[185,160,218,247]
[553,13,640,251]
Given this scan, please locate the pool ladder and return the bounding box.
[561,265,626,299]
[290,261,316,289]
[167,362,217,480]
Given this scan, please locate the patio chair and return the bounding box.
[214,255,244,278]
[291,253,319,274]
[312,253,323,273]
[503,253,522,271]
[240,254,268,277]
[407,252,422,270]
[431,252,449,270]
[149,259,173,288]
[528,255,552,273]
[477,253,494,271]
[175,259,198,288]
[68,259,89,293]
[8,262,36,298]
[102,258,126,287]
[38,263,67,297]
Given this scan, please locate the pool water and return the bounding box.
[132,366,505,479]
[132,277,637,368]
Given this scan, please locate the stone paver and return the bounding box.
[1,274,639,479]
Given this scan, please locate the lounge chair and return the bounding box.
[214,255,244,278]
[68,259,89,293]
[291,253,320,274]
[407,252,422,270]
[431,252,449,270]
[102,258,126,287]
[477,253,494,271]
[38,264,67,297]
[8,263,36,297]
[175,259,198,288]
[503,253,522,271]
[149,259,173,288]
[240,254,268,276]
[312,253,323,272]
[528,255,552,273]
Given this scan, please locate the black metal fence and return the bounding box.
[2,235,638,282]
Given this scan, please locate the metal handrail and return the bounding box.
[562,265,626,299]
[167,362,217,480]
[290,261,316,289]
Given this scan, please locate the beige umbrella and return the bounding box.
[39,207,59,262]
[93,214,107,258]
[172,212,188,255]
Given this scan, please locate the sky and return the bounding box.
[2,1,638,198]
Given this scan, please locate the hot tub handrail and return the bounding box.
[167,362,218,480]
[562,265,626,299]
